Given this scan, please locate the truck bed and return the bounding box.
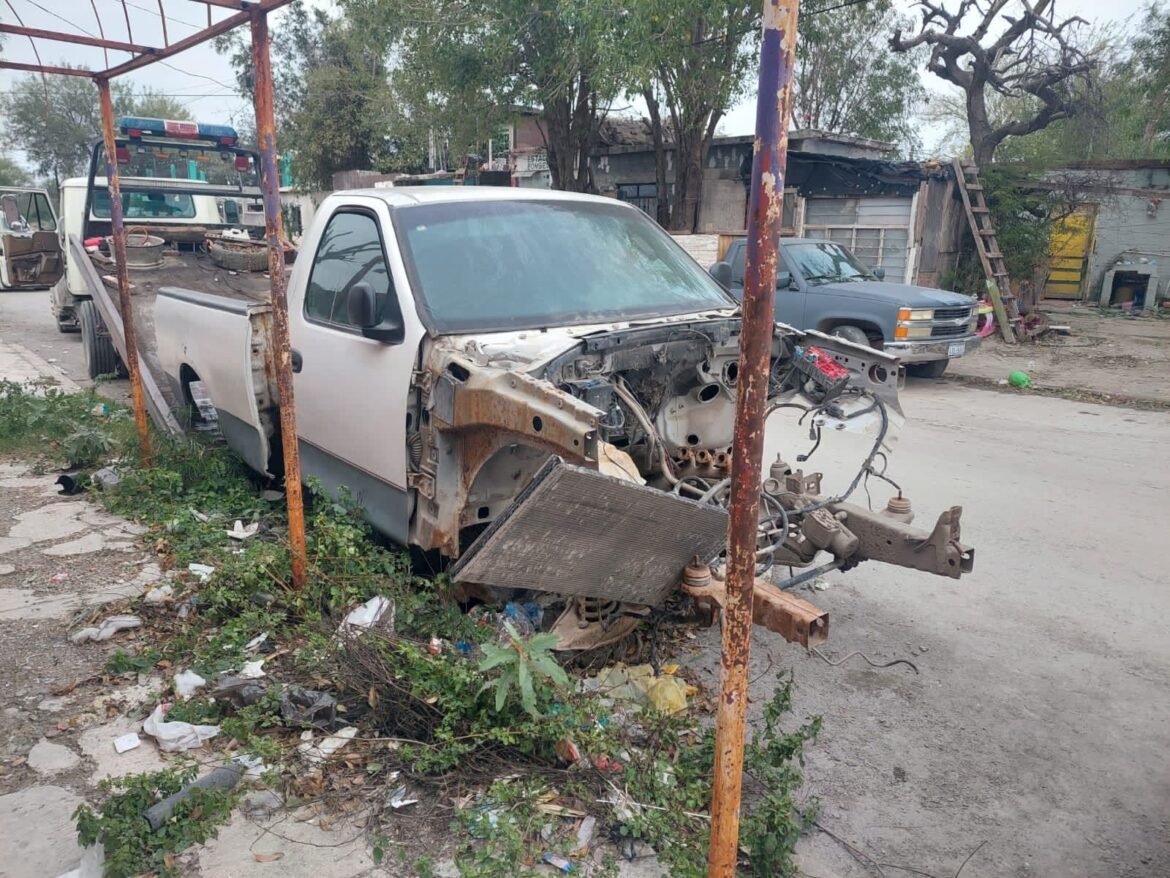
[72,234,274,431]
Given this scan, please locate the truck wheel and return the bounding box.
[79,299,120,379]
[830,325,873,347]
[908,360,948,379]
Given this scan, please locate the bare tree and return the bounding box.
[892,0,1097,166]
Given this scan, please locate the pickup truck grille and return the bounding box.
[931,323,970,338]
[933,306,973,321]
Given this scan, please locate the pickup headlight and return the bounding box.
[895,307,935,339]
[897,307,935,322]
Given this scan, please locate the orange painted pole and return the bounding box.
[95,77,152,465]
[250,9,307,589]
[706,0,801,874]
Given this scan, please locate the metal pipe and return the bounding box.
[0,24,159,55]
[706,0,800,874]
[249,8,307,590]
[96,77,152,465]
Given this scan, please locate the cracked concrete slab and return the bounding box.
[0,588,79,621]
[27,739,81,774]
[78,715,166,785]
[42,532,106,557]
[8,502,91,543]
[0,563,15,576]
[0,785,86,878]
[0,536,33,555]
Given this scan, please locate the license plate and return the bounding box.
[948,341,966,358]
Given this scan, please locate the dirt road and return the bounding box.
[3,288,1167,877]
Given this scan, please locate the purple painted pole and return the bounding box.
[706,1,801,875]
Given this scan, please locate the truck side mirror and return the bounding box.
[873,266,886,281]
[776,271,793,290]
[348,281,405,344]
[709,261,734,287]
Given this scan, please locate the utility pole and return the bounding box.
[707,0,801,874]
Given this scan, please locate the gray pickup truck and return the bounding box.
[710,237,979,378]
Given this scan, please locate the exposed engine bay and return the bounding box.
[407,316,973,651]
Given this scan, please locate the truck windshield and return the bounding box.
[396,200,734,332]
[786,241,874,285]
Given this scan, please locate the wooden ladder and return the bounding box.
[953,157,1019,343]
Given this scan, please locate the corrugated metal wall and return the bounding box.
[802,196,913,280]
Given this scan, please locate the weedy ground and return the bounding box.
[0,379,821,878]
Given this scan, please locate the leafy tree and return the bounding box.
[348,0,629,192]
[627,0,759,231]
[0,154,31,188]
[0,71,188,191]
[793,0,925,156]
[217,2,425,190]
[891,0,1099,166]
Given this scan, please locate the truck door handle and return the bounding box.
[291,349,303,373]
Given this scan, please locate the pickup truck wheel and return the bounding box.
[830,325,873,347]
[908,359,948,379]
[79,299,120,379]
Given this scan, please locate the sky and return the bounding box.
[0,0,1152,171]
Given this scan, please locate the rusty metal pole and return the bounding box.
[250,9,307,589]
[95,77,152,465]
[707,0,800,874]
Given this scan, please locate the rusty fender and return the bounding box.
[828,502,974,579]
[413,356,602,556]
[681,565,829,648]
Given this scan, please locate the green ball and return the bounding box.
[1008,371,1032,388]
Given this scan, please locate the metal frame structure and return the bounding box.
[0,0,306,587]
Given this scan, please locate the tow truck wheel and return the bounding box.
[79,299,120,379]
[907,359,948,379]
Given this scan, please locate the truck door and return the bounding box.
[288,198,426,545]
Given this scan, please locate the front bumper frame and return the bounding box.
[884,333,981,364]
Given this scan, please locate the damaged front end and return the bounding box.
[408,316,973,651]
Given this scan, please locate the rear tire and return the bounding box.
[830,324,873,347]
[79,299,120,379]
[907,359,949,379]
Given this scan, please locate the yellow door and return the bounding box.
[1045,209,1095,299]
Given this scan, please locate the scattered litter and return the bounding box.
[279,686,337,726]
[589,663,689,713]
[245,632,269,653]
[386,784,419,810]
[501,601,543,638]
[187,563,215,582]
[143,703,220,752]
[226,520,260,541]
[234,753,270,782]
[49,571,69,584]
[70,614,142,644]
[242,789,284,817]
[190,509,210,523]
[211,675,267,708]
[239,659,266,679]
[55,472,82,495]
[1008,370,1033,389]
[339,596,394,633]
[113,732,141,754]
[297,726,357,763]
[542,852,574,873]
[259,489,284,502]
[174,669,207,700]
[177,596,198,619]
[574,816,597,852]
[143,583,174,604]
[555,739,582,765]
[143,762,245,830]
[92,466,121,490]
[427,637,443,656]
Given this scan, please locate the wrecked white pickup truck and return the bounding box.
[156,188,972,648]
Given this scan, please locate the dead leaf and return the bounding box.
[252,852,284,863]
[52,679,82,696]
[367,687,378,709]
[164,853,176,869]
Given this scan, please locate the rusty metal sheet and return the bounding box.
[450,457,729,606]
